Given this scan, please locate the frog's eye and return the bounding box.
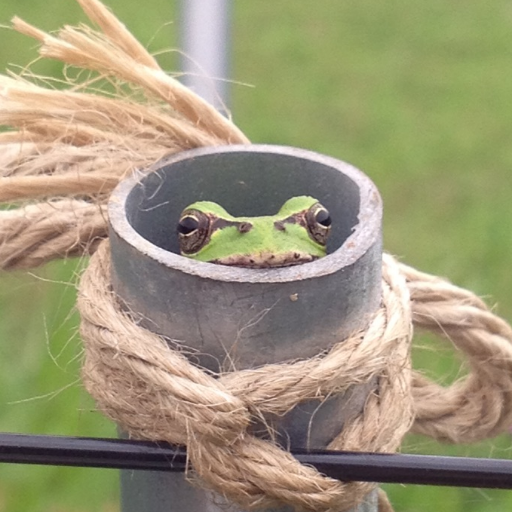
[177,210,211,254]
[314,208,332,228]
[177,215,199,235]
[305,203,331,246]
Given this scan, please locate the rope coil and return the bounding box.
[78,243,414,511]
[76,242,512,511]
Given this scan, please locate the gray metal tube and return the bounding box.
[179,0,231,111]
[111,145,381,511]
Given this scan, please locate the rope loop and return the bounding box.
[78,242,413,511]
[76,242,512,511]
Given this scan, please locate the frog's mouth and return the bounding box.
[213,251,317,269]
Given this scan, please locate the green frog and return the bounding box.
[177,196,331,268]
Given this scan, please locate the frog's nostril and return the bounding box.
[237,222,253,234]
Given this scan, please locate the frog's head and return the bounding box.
[177,196,331,268]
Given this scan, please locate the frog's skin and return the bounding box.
[177,196,331,268]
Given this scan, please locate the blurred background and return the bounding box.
[1,1,512,511]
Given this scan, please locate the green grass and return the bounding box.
[1,0,512,511]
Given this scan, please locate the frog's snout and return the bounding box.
[237,222,253,233]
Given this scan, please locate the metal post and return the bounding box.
[179,0,231,111]
[110,145,382,512]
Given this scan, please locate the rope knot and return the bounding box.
[78,242,417,511]
[77,242,512,511]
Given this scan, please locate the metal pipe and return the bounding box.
[179,0,231,111]
[110,145,382,511]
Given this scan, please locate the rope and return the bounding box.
[0,200,106,270]
[75,243,512,510]
[78,243,414,511]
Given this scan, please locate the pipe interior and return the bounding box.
[126,150,361,255]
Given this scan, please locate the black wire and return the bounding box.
[1,432,512,489]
